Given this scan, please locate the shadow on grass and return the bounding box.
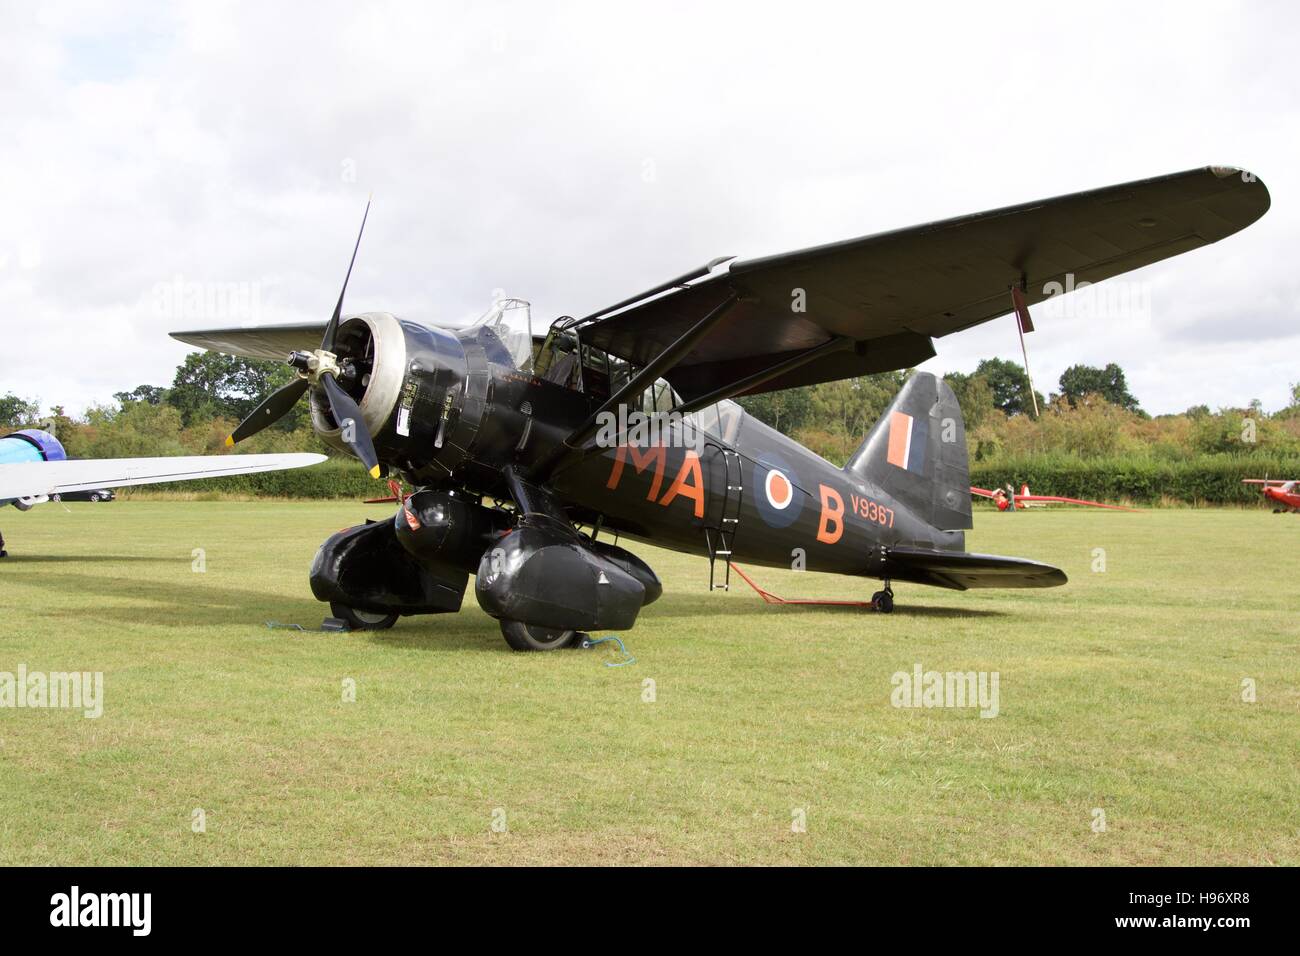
[15,568,505,650]
[12,569,324,629]
[358,625,503,655]
[13,568,1005,657]
[642,591,1008,620]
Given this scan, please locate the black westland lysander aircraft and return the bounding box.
[172,166,1269,649]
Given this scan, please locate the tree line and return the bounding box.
[738,358,1299,464]
[2,352,1298,467]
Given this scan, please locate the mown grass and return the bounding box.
[0,501,1295,865]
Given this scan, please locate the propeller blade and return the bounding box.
[225,377,310,446]
[319,371,380,478]
[321,197,372,353]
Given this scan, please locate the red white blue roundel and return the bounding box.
[754,453,802,528]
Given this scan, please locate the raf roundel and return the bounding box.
[753,453,803,528]
[765,468,793,510]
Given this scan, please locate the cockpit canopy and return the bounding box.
[471,298,534,371]
[472,298,747,445]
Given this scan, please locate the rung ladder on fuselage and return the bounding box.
[703,445,742,591]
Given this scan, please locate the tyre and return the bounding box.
[89,494,99,502]
[329,603,398,630]
[872,590,895,614]
[499,619,578,651]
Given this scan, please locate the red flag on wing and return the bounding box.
[1010,285,1035,334]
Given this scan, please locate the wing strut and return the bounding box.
[673,335,855,415]
[536,292,739,477]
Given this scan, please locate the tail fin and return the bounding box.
[844,372,972,531]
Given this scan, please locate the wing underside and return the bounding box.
[170,323,327,362]
[580,166,1269,401]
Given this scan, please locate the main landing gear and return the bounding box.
[871,583,895,614]
[499,620,585,652]
[329,603,399,631]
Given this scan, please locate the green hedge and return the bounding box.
[131,454,1300,505]
[970,455,1300,505]
[133,460,381,499]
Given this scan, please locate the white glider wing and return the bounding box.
[0,453,326,500]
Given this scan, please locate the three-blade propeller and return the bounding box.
[225,200,381,479]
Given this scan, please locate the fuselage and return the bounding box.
[551,407,964,574]
[407,328,964,576]
[0,429,66,509]
[308,313,965,578]
[1263,484,1300,510]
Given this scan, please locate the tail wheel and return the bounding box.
[500,620,579,652]
[330,603,398,631]
[871,589,895,614]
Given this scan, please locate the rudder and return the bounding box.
[844,372,972,531]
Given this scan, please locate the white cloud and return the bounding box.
[2,0,1297,416]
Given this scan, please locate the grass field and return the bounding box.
[0,501,1296,865]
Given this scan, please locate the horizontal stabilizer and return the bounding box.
[883,546,1067,591]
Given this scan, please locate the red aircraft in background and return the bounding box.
[1242,479,1300,513]
[971,483,1139,512]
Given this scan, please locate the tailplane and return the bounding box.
[844,372,972,531]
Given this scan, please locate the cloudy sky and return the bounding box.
[3,0,1297,417]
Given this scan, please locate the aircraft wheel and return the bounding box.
[500,619,579,652]
[872,589,895,614]
[330,603,399,631]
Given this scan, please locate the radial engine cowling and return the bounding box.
[309,312,473,480]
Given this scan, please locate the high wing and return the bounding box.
[0,453,325,500]
[170,322,327,362]
[579,166,1269,402]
